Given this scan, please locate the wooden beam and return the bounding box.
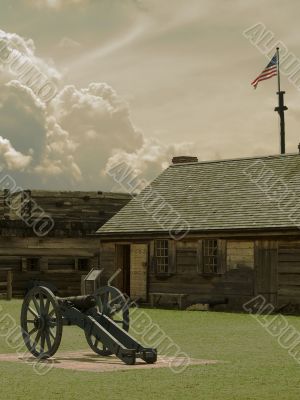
[7,270,12,300]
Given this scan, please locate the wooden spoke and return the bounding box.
[34,330,41,347]
[48,319,57,328]
[32,296,40,314]
[28,306,38,318]
[48,329,56,341]
[39,293,45,314]
[28,326,38,336]
[48,309,56,317]
[44,298,51,315]
[101,292,109,314]
[21,286,63,359]
[40,332,45,352]
[85,285,130,357]
[45,331,52,351]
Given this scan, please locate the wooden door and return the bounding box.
[130,244,148,301]
[254,240,278,306]
[115,244,130,295]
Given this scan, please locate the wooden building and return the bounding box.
[97,154,300,310]
[0,190,131,297]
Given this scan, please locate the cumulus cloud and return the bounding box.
[105,138,194,185]
[0,30,60,83]
[0,137,32,171]
[0,29,194,190]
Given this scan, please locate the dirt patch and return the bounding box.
[0,350,219,373]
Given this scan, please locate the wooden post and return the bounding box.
[7,270,12,300]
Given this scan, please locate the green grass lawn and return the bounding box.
[0,300,300,399]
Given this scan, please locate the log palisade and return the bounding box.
[0,190,131,297]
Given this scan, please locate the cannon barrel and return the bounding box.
[58,295,96,312]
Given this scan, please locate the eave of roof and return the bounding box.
[97,152,300,235]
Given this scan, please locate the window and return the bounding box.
[203,239,219,274]
[27,258,40,271]
[155,240,169,273]
[78,258,90,271]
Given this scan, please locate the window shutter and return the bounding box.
[217,239,227,274]
[149,241,156,273]
[168,240,176,273]
[197,239,203,273]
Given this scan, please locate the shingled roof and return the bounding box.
[97,154,300,235]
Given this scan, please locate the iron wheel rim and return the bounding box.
[21,286,63,359]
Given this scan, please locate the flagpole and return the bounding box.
[276,47,281,92]
[274,46,287,154]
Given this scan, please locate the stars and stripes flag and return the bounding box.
[251,53,278,89]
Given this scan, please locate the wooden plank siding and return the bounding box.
[98,239,257,308]
[254,240,278,306]
[98,238,300,310]
[227,241,254,270]
[148,239,254,307]
[99,242,117,286]
[278,241,300,305]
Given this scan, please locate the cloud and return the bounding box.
[0,29,193,190]
[0,30,61,83]
[27,0,89,9]
[0,80,46,163]
[58,37,81,49]
[0,29,61,104]
[0,137,32,170]
[105,138,194,184]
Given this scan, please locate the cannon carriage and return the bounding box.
[20,285,157,365]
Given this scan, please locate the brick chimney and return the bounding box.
[172,156,198,164]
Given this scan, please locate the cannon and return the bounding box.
[20,285,157,365]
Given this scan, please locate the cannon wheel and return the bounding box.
[21,286,63,359]
[85,286,129,356]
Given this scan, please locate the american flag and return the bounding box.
[251,54,277,89]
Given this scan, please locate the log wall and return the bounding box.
[0,237,101,297]
[227,241,254,269]
[278,241,300,305]
[0,190,131,297]
[99,242,118,286]
[0,190,131,236]
[100,239,256,309]
[98,237,300,310]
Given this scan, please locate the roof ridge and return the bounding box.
[97,151,300,235]
[170,152,299,167]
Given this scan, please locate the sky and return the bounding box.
[0,0,300,190]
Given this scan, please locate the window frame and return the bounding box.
[154,239,169,274]
[203,239,219,274]
[27,258,40,272]
[197,239,226,275]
